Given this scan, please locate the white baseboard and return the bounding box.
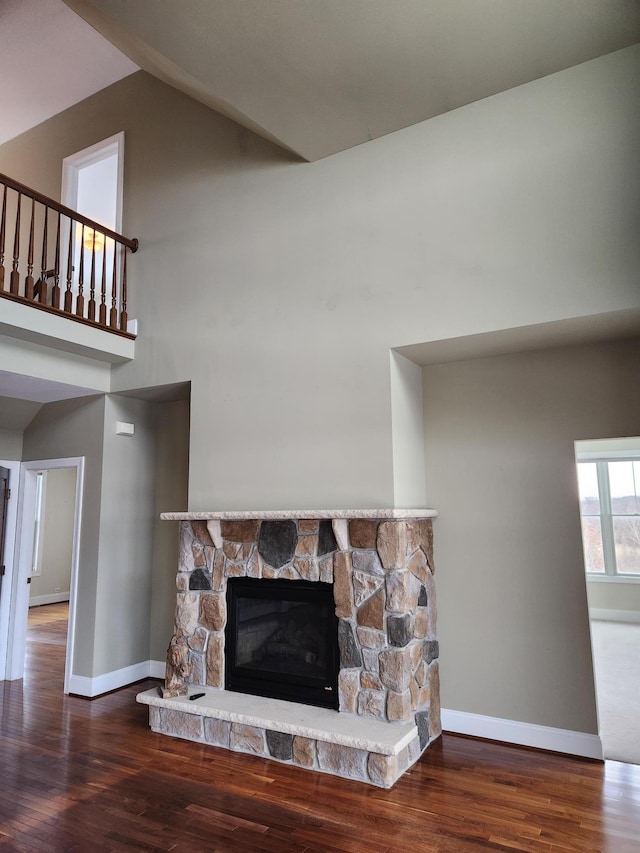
[29,592,70,607]
[149,659,165,678]
[67,659,161,698]
[441,708,603,760]
[589,608,640,624]
[64,668,602,760]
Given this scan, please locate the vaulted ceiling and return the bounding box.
[64,0,640,161]
[0,0,138,147]
[2,2,639,159]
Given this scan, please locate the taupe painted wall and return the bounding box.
[1,46,638,511]
[1,45,638,725]
[150,399,190,660]
[390,351,427,508]
[30,467,76,601]
[22,396,105,676]
[423,338,640,734]
[0,431,22,461]
[92,395,157,674]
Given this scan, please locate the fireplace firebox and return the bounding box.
[225,577,339,709]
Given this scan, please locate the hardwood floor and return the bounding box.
[0,604,639,852]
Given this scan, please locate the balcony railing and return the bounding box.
[0,173,138,337]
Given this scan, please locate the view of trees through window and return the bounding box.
[577,459,640,576]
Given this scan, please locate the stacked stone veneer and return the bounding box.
[146,702,423,788]
[149,514,440,787]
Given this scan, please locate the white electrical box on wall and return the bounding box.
[116,421,135,436]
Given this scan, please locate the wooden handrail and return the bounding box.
[0,172,138,337]
[0,289,135,339]
[0,172,138,252]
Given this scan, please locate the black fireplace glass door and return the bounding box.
[225,578,339,709]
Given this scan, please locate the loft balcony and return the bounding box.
[0,172,138,363]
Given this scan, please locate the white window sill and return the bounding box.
[586,573,640,584]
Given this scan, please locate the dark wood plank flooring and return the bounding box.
[0,603,638,851]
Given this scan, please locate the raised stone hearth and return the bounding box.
[137,509,439,788]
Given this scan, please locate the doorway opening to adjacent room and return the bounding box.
[6,458,84,694]
[575,437,640,765]
[61,133,124,305]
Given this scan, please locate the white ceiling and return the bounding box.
[1,2,639,159]
[0,0,138,147]
[396,309,640,367]
[65,0,640,161]
[0,371,98,404]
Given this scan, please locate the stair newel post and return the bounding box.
[25,197,35,300]
[9,192,21,295]
[76,223,85,317]
[99,237,107,327]
[110,241,118,328]
[119,244,128,331]
[88,228,97,321]
[0,185,6,290]
[52,211,61,309]
[38,204,48,304]
[64,216,73,313]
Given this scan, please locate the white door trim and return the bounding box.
[0,460,21,681]
[60,132,125,300]
[61,131,125,233]
[7,457,84,694]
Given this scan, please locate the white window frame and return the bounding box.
[577,449,640,583]
[30,471,46,577]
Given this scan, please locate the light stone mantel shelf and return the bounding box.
[161,509,438,521]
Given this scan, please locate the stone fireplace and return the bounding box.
[137,509,440,788]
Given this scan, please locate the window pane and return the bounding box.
[608,461,640,514]
[581,516,605,573]
[577,463,600,515]
[613,516,640,575]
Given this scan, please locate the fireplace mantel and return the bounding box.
[138,508,440,788]
[161,509,438,520]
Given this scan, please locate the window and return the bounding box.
[577,456,640,578]
[31,472,45,577]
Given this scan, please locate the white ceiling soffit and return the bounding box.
[396,308,640,367]
[0,0,138,147]
[0,370,100,404]
[65,0,640,162]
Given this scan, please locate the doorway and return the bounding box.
[62,132,124,231]
[61,133,124,300]
[29,468,76,608]
[25,468,77,690]
[7,458,84,694]
[575,437,640,764]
